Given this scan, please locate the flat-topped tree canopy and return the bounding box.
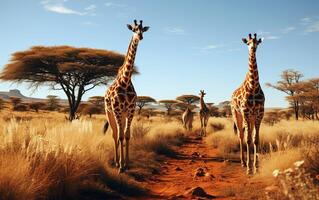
[1,45,138,83]
[176,94,200,105]
[173,102,197,111]
[158,100,178,115]
[88,96,105,106]
[136,96,156,114]
[0,45,138,120]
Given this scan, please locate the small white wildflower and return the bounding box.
[273,169,281,177]
[294,160,304,168]
[284,168,293,174]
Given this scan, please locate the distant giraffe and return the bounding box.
[231,33,265,175]
[182,107,194,131]
[199,90,210,136]
[104,20,149,173]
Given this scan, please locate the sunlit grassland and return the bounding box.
[0,110,186,199]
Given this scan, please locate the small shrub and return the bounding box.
[132,123,150,139]
[264,111,281,126]
[269,161,319,200]
[209,122,225,132]
[303,136,319,175]
[13,104,28,111]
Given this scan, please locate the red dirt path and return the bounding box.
[140,133,267,199]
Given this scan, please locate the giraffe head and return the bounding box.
[199,90,206,98]
[242,33,262,51]
[127,19,149,40]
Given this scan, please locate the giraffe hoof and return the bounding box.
[118,167,125,174]
[254,168,259,174]
[241,162,247,167]
[246,169,253,175]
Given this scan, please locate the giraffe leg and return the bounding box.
[254,114,263,174]
[182,118,186,130]
[106,111,119,167]
[200,116,204,136]
[244,113,254,175]
[114,111,125,173]
[204,116,209,137]
[124,109,134,170]
[233,111,246,167]
[189,117,193,131]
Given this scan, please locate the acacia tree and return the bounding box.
[176,94,200,105]
[46,95,60,111]
[136,96,156,114]
[81,104,102,118]
[9,97,22,110]
[158,100,178,115]
[266,69,303,120]
[88,96,105,107]
[0,46,135,120]
[29,102,45,112]
[220,101,231,117]
[264,110,281,126]
[206,103,220,117]
[173,102,196,111]
[290,78,319,120]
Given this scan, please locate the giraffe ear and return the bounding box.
[257,38,262,44]
[242,38,248,44]
[127,24,133,30]
[143,26,150,32]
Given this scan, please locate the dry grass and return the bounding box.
[204,117,319,199]
[204,117,319,176]
[0,111,186,199]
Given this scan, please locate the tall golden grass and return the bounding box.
[0,111,186,199]
[204,117,319,199]
[205,118,319,175]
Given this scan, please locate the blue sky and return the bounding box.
[0,0,318,107]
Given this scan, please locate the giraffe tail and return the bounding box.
[103,121,109,134]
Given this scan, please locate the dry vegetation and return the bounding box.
[0,103,318,199]
[0,109,186,200]
[204,114,319,199]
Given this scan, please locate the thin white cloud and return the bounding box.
[85,4,96,11]
[202,44,223,50]
[282,26,296,34]
[41,0,95,16]
[44,4,85,15]
[265,35,280,40]
[105,2,127,7]
[82,21,99,26]
[300,17,312,25]
[306,21,319,33]
[164,27,186,35]
[257,31,280,40]
[297,17,319,33]
[104,1,135,19]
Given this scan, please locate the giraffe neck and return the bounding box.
[244,48,260,91]
[117,36,139,85]
[200,97,206,110]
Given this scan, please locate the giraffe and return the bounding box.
[231,33,265,175]
[199,90,210,136]
[103,20,149,173]
[182,107,194,131]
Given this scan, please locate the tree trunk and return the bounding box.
[69,108,76,121]
[138,107,142,114]
[294,101,299,120]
